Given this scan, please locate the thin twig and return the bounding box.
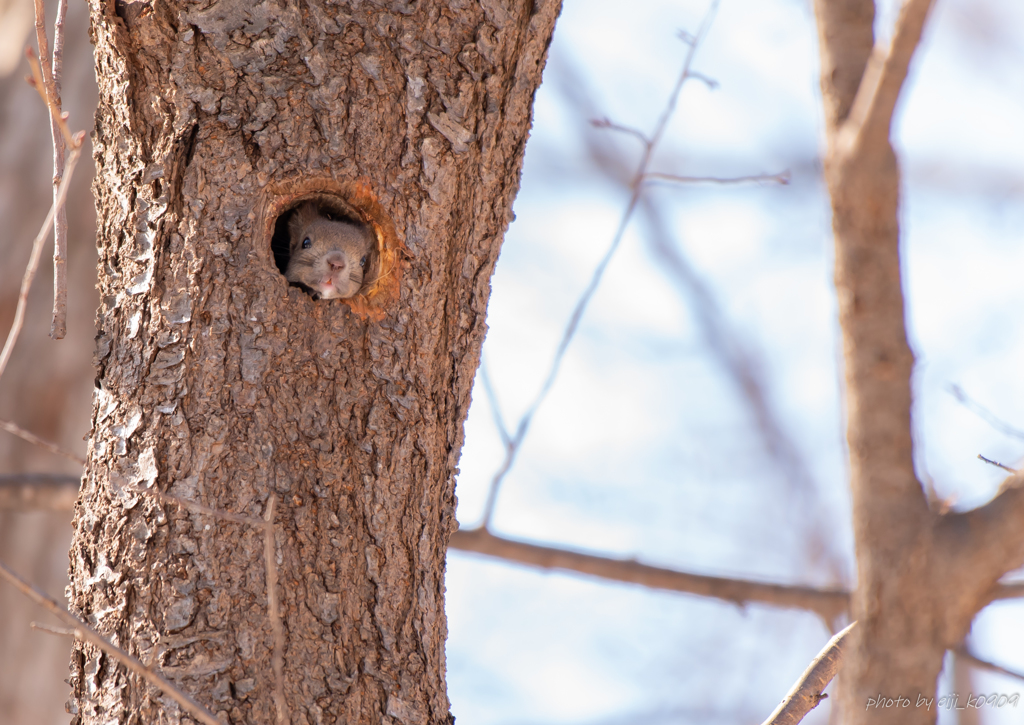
[760,622,856,725]
[30,0,57,117]
[28,0,75,339]
[687,71,719,89]
[52,0,68,102]
[479,360,511,448]
[589,117,650,146]
[950,385,1024,441]
[0,473,80,511]
[0,135,83,382]
[643,170,790,186]
[454,503,1024,624]
[150,488,288,721]
[954,644,1024,684]
[479,0,721,530]
[264,495,289,725]
[50,0,70,339]
[978,455,1017,474]
[449,528,849,622]
[0,418,87,465]
[50,148,69,339]
[0,558,221,725]
[24,49,75,149]
[991,582,1024,600]
[31,621,76,636]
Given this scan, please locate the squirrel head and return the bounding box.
[285,202,375,300]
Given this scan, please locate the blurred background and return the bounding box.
[2,0,1023,723]
[0,0,98,721]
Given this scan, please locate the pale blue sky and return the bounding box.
[446,1,1024,723]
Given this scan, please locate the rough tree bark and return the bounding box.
[814,1,1024,723]
[67,1,560,723]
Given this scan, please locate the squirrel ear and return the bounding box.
[288,202,319,240]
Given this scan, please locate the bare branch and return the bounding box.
[954,644,1024,684]
[149,488,288,721]
[0,558,221,725]
[50,149,69,339]
[938,473,1024,611]
[479,360,511,448]
[687,71,719,89]
[0,418,87,465]
[480,0,721,530]
[589,117,650,147]
[760,622,856,725]
[449,528,849,621]
[27,0,75,339]
[643,170,790,186]
[24,48,75,149]
[978,455,1017,474]
[10,477,1024,625]
[0,473,79,511]
[950,384,1024,441]
[31,621,76,637]
[50,0,70,338]
[0,135,84,382]
[52,0,68,97]
[30,0,57,118]
[264,495,289,725]
[642,1,720,173]
[838,0,935,153]
[991,582,1024,601]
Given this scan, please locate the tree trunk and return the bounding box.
[814,1,1024,722]
[813,2,944,719]
[67,2,560,723]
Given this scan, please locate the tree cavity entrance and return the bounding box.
[260,179,404,319]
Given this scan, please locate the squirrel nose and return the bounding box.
[326,252,346,271]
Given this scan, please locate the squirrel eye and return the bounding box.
[360,255,368,269]
[302,237,312,249]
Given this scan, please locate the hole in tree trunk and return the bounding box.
[259,178,405,318]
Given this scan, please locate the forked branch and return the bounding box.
[837,0,936,154]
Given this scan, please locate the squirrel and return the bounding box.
[285,201,375,300]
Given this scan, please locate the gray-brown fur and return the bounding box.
[285,202,374,299]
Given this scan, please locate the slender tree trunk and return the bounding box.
[67,2,560,723]
[815,1,1024,722]
[813,2,944,719]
